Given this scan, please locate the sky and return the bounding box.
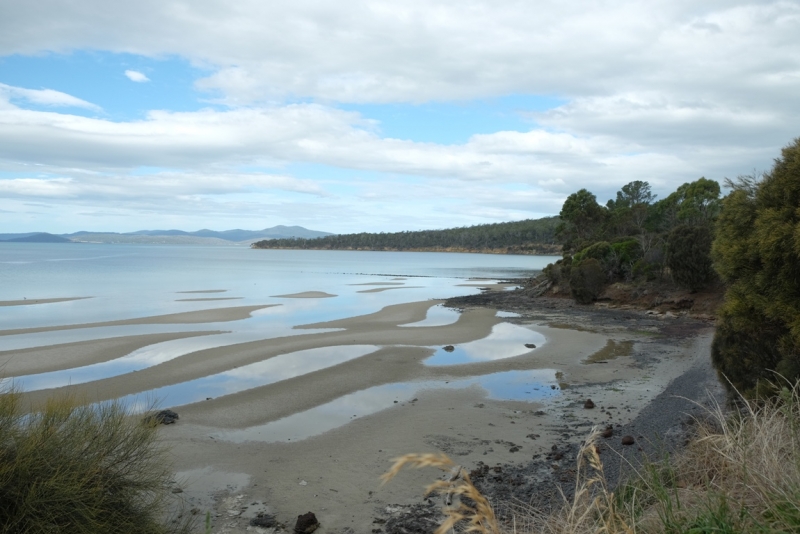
[0,1,798,234]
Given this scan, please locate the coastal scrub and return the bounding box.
[0,387,191,534]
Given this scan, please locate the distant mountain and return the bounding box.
[1,232,72,243]
[127,226,332,241]
[64,225,332,243]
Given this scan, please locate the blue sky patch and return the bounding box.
[341,95,564,144]
[0,51,216,120]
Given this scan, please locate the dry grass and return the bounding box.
[384,380,800,534]
[382,453,499,534]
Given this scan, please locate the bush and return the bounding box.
[569,258,606,304]
[543,255,572,287]
[0,388,191,534]
[711,138,800,396]
[665,224,715,291]
[572,241,611,264]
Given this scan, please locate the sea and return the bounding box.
[0,244,562,436]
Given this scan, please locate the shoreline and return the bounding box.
[1,288,724,533]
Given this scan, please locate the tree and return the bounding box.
[711,138,800,396]
[649,177,722,232]
[665,225,715,291]
[606,181,657,249]
[557,189,607,251]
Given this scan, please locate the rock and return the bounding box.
[601,425,613,439]
[294,511,320,533]
[442,345,455,352]
[144,409,179,425]
[621,435,635,446]
[583,399,595,409]
[524,343,537,349]
[250,514,277,528]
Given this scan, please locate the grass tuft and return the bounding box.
[0,384,191,533]
[382,452,499,534]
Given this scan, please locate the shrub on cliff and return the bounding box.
[711,138,800,396]
[569,258,606,304]
[665,224,715,292]
[0,388,191,534]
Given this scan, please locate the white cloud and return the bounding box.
[0,83,101,111]
[0,1,797,104]
[124,70,150,82]
[0,1,798,231]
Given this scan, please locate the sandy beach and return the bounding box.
[2,286,723,534]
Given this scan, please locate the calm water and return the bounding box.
[0,244,561,439]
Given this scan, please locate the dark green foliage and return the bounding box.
[648,178,722,233]
[665,225,715,291]
[543,255,572,287]
[252,217,560,252]
[0,390,191,534]
[711,138,800,396]
[557,189,608,251]
[572,241,611,264]
[569,258,606,304]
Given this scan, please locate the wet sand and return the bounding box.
[271,292,337,299]
[0,297,91,307]
[0,304,275,337]
[3,294,720,533]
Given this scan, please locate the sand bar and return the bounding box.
[176,290,228,294]
[271,291,337,298]
[0,304,276,337]
[357,286,423,293]
[0,331,226,376]
[0,297,91,307]
[175,298,243,302]
[20,300,503,408]
[348,282,406,286]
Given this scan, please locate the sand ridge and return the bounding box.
[0,331,227,376]
[0,297,92,307]
[0,304,277,337]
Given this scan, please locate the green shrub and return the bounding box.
[711,138,800,396]
[543,255,572,287]
[0,388,191,534]
[573,241,611,264]
[665,224,715,291]
[569,258,606,304]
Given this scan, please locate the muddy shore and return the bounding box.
[373,292,726,533]
[179,290,724,534]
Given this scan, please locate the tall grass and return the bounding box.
[385,381,800,534]
[0,385,191,533]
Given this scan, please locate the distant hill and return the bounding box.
[66,225,331,243]
[252,217,561,255]
[0,232,71,243]
[1,226,332,245]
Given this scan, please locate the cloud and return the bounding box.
[0,83,101,111]
[0,1,796,104]
[0,100,780,191]
[0,1,798,231]
[124,70,150,83]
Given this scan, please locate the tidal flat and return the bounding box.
[0,245,722,532]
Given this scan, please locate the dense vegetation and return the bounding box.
[544,178,722,303]
[0,390,191,534]
[251,217,561,254]
[711,138,800,397]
